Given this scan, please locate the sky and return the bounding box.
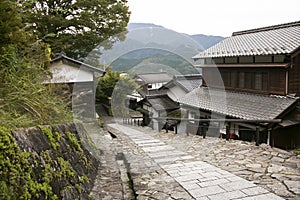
[127,0,300,37]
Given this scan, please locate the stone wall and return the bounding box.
[11,123,99,199]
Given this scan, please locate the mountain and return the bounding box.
[109,23,225,74]
[190,34,225,50]
[127,23,225,49]
[126,23,164,30]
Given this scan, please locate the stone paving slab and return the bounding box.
[108,124,286,200]
[125,124,300,200]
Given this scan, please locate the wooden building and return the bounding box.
[194,21,300,96]
[160,74,202,101]
[135,73,201,130]
[138,95,179,130]
[179,21,300,149]
[135,72,172,97]
[48,53,105,119]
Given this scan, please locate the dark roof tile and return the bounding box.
[178,87,298,120]
[144,95,179,111]
[137,72,172,84]
[193,21,300,59]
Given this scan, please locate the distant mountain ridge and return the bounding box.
[109,23,225,74]
[126,23,164,30]
[190,34,225,50]
[127,23,225,49]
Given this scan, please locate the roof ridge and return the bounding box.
[232,21,300,36]
[202,87,298,99]
[51,53,105,73]
[138,72,168,75]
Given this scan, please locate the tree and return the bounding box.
[23,0,130,59]
[0,0,25,51]
[96,67,121,105]
[96,67,139,116]
[111,74,139,117]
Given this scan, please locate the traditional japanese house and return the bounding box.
[132,72,171,125]
[160,74,202,102]
[135,72,172,97]
[179,21,300,149]
[138,95,179,130]
[48,53,106,119]
[136,73,201,130]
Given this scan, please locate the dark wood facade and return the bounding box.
[289,49,300,96]
[201,54,300,96]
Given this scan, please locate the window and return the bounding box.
[219,70,269,92]
[262,73,268,91]
[244,72,252,89]
[230,71,237,88]
[189,111,196,124]
[241,71,268,91]
[254,73,262,90]
[221,71,237,88]
[222,71,230,87]
[238,72,245,88]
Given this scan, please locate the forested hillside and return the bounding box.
[110,23,225,74]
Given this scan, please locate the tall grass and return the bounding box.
[0,45,72,129]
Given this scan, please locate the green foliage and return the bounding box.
[66,132,83,153]
[111,74,139,117]
[0,45,72,129]
[111,49,199,75]
[0,0,24,49]
[39,126,61,151]
[0,0,72,129]
[96,67,139,117]
[23,0,131,59]
[0,125,94,199]
[0,126,57,200]
[96,67,121,104]
[65,131,89,167]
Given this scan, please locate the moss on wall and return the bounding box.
[0,123,99,200]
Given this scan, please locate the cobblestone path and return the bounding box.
[107,123,290,200]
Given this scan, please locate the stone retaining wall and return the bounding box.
[11,123,99,199]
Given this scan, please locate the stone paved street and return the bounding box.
[109,124,298,199]
[88,110,299,200]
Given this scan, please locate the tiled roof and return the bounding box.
[178,87,298,120]
[175,75,202,92]
[137,72,172,84]
[145,95,179,111]
[138,88,167,97]
[193,21,300,59]
[51,53,106,74]
[163,74,202,92]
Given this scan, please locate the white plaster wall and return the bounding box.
[49,62,94,83]
[148,82,167,90]
[151,108,159,131]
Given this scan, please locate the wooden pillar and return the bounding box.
[267,128,271,146]
[165,121,169,133]
[255,126,260,146]
[218,122,222,138]
[226,123,230,141]
[175,125,178,134]
[203,123,207,139]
